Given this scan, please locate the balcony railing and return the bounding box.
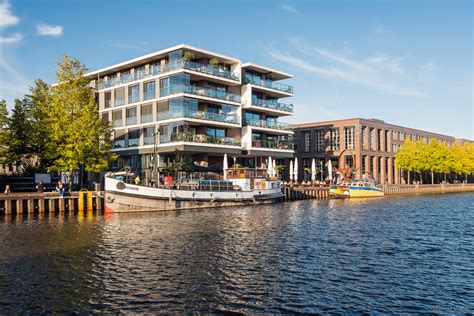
[244,74,293,94]
[165,84,241,103]
[251,139,293,150]
[251,97,294,113]
[160,133,240,146]
[96,60,240,90]
[245,119,293,131]
[158,109,240,124]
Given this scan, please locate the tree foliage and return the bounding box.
[0,100,9,163]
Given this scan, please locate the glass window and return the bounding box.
[345,126,355,150]
[315,129,324,152]
[141,103,153,123]
[392,130,398,141]
[143,80,156,100]
[128,129,140,147]
[126,107,137,126]
[303,131,310,152]
[101,112,108,122]
[392,144,397,153]
[128,84,140,103]
[112,110,122,127]
[361,126,366,150]
[370,128,375,150]
[207,128,225,138]
[114,130,125,148]
[245,112,261,123]
[143,126,155,145]
[330,129,340,150]
[114,87,125,106]
[160,78,170,97]
[105,91,111,109]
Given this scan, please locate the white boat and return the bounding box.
[330,178,384,198]
[104,168,283,213]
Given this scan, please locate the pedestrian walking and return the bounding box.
[56,180,65,197]
[36,181,45,193]
[4,184,11,194]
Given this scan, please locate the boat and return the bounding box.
[104,167,283,213]
[330,178,384,198]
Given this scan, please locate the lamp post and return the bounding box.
[152,129,160,187]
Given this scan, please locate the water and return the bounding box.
[1,193,473,313]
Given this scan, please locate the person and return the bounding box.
[4,184,10,194]
[36,181,45,193]
[56,180,65,198]
[134,175,141,185]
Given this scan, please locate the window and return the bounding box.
[114,130,125,148]
[128,129,140,147]
[112,110,122,127]
[128,84,140,103]
[392,130,398,141]
[141,103,153,123]
[377,129,382,151]
[302,131,310,152]
[135,66,146,80]
[126,107,137,126]
[143,81,156,100]
[399,131,404,141]
[143,126,155,145]
[245,112,261,124]
[330,128,339,150]
[315,129,324,152]
[114,87,125,106]
[370,128,375,150]
[303,158,311,180]
[105,91,111,109]
[101,112,108,122]
[361,155,366,174]
[345,126,355,149]
[160,78,170,96]
[361,126,367,149]
[207,128,225,138]
[392,144,397,153]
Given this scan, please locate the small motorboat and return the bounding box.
[330,178,384,198]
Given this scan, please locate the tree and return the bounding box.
[0,100,9,163]
[46,55,116,190]
[395,139,416,184]
[6,97,36,166]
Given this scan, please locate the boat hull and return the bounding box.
[329,185,350,198]
[348,186,384,198]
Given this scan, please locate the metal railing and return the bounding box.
[245,119,293,131]
[251,97,294,113]
[244,74,293,94]
[251,139,293,150]
[164,84,241,103]
[160,133,240,146]
[158,109,240,124]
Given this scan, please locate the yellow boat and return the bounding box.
[330,179,384,198]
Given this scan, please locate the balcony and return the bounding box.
[158,109,240,125]
[245,119,293,131]
[244,74,293,94]
[251,139,293,150]
[160,133,240,146]
[96,60,240,90]
[251,96,294,113]
[165,84,241,103]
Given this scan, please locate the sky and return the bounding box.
[0,0,472,139]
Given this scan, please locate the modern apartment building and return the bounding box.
[293,118,469,184]
[87,44,294,175]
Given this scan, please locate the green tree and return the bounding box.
[46,55,116,190]
[0,100,9,163]
[433,141,453,183]
[396,139,416,184]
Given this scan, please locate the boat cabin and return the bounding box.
[226,168,267,180]
[225,168,280,191]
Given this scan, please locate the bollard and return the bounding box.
[38,198,45,213]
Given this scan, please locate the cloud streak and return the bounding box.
[264,41,427,97]
[280,3,297,14]
[36,24,63,36]
[0,32,21,44]
[0,1,19,27]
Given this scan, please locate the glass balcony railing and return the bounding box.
[160,133,240,146]
[244,74,293,94]
[251,97,294,113]
[165,84,241,103]
[158,109,240,124]
[97,60,240,90]
[251,139,293,150]
[245,119,293,131]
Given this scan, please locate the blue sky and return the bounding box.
[0,0,472,139]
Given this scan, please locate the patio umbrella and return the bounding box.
[311,158,316,182]
[273,158,277,177]
[294,158,298,182]
[289,160,294,181]
[267,156,273,177]
[223,153,228,180]
[328,160,333,184]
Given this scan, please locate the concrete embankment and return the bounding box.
[0,191,102,215]
[282,184,474,201]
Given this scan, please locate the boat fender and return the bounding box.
[107,196,115,202]
[210,197,216,203]
[252,196,256,204]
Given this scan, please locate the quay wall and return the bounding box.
[0,191,102,215]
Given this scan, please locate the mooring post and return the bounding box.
[38,198,45,213]
[58,198,65,212]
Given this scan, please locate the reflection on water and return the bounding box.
[1,193,473,313]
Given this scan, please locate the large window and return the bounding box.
[330,128,339,150]
[128,84,140,103]
[105,91,111,109]
[370,128,375,150]
[392,130,398,141]
[114,87,125,106]
[126,107,137,126]
[143,126,155,145]
[143,80,156,100]
[207,128,225,138]
[114,130,125,148]
[392,144,397,153]
[361,126,366,149]
[245,112,261,124]
[377,129,382,151]
[112,110,122,127]
[302,131,310,152]
[141,103,153,123]
[101,112,108,123]
[315,129,324,152]
[345,126,355,149]
[128,129,140,147]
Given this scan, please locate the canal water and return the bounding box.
[0,193,473,313]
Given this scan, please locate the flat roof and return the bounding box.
[241,62,293,80]
[86,44,241,78]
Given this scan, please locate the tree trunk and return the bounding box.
[69,168,74,192]
[408,171,411,184]
[444,173,447,183]
[420,172,423,184]
[431,171,434,185]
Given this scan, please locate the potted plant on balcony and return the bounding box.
[183,51,195,65]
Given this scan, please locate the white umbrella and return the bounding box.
[311,158,316,182]
[267,156,273,177]
[272,158,277,177]
[289,160,294,181]
[294,158,298,182]
[223,153,228,180]
[328,160,333,184]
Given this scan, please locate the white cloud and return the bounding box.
[263,42,427,97]
[36,24,63,36]
[0,32,21,44]
[0,1,19,28]
[280,3,297,14]
[375,24,385,34]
